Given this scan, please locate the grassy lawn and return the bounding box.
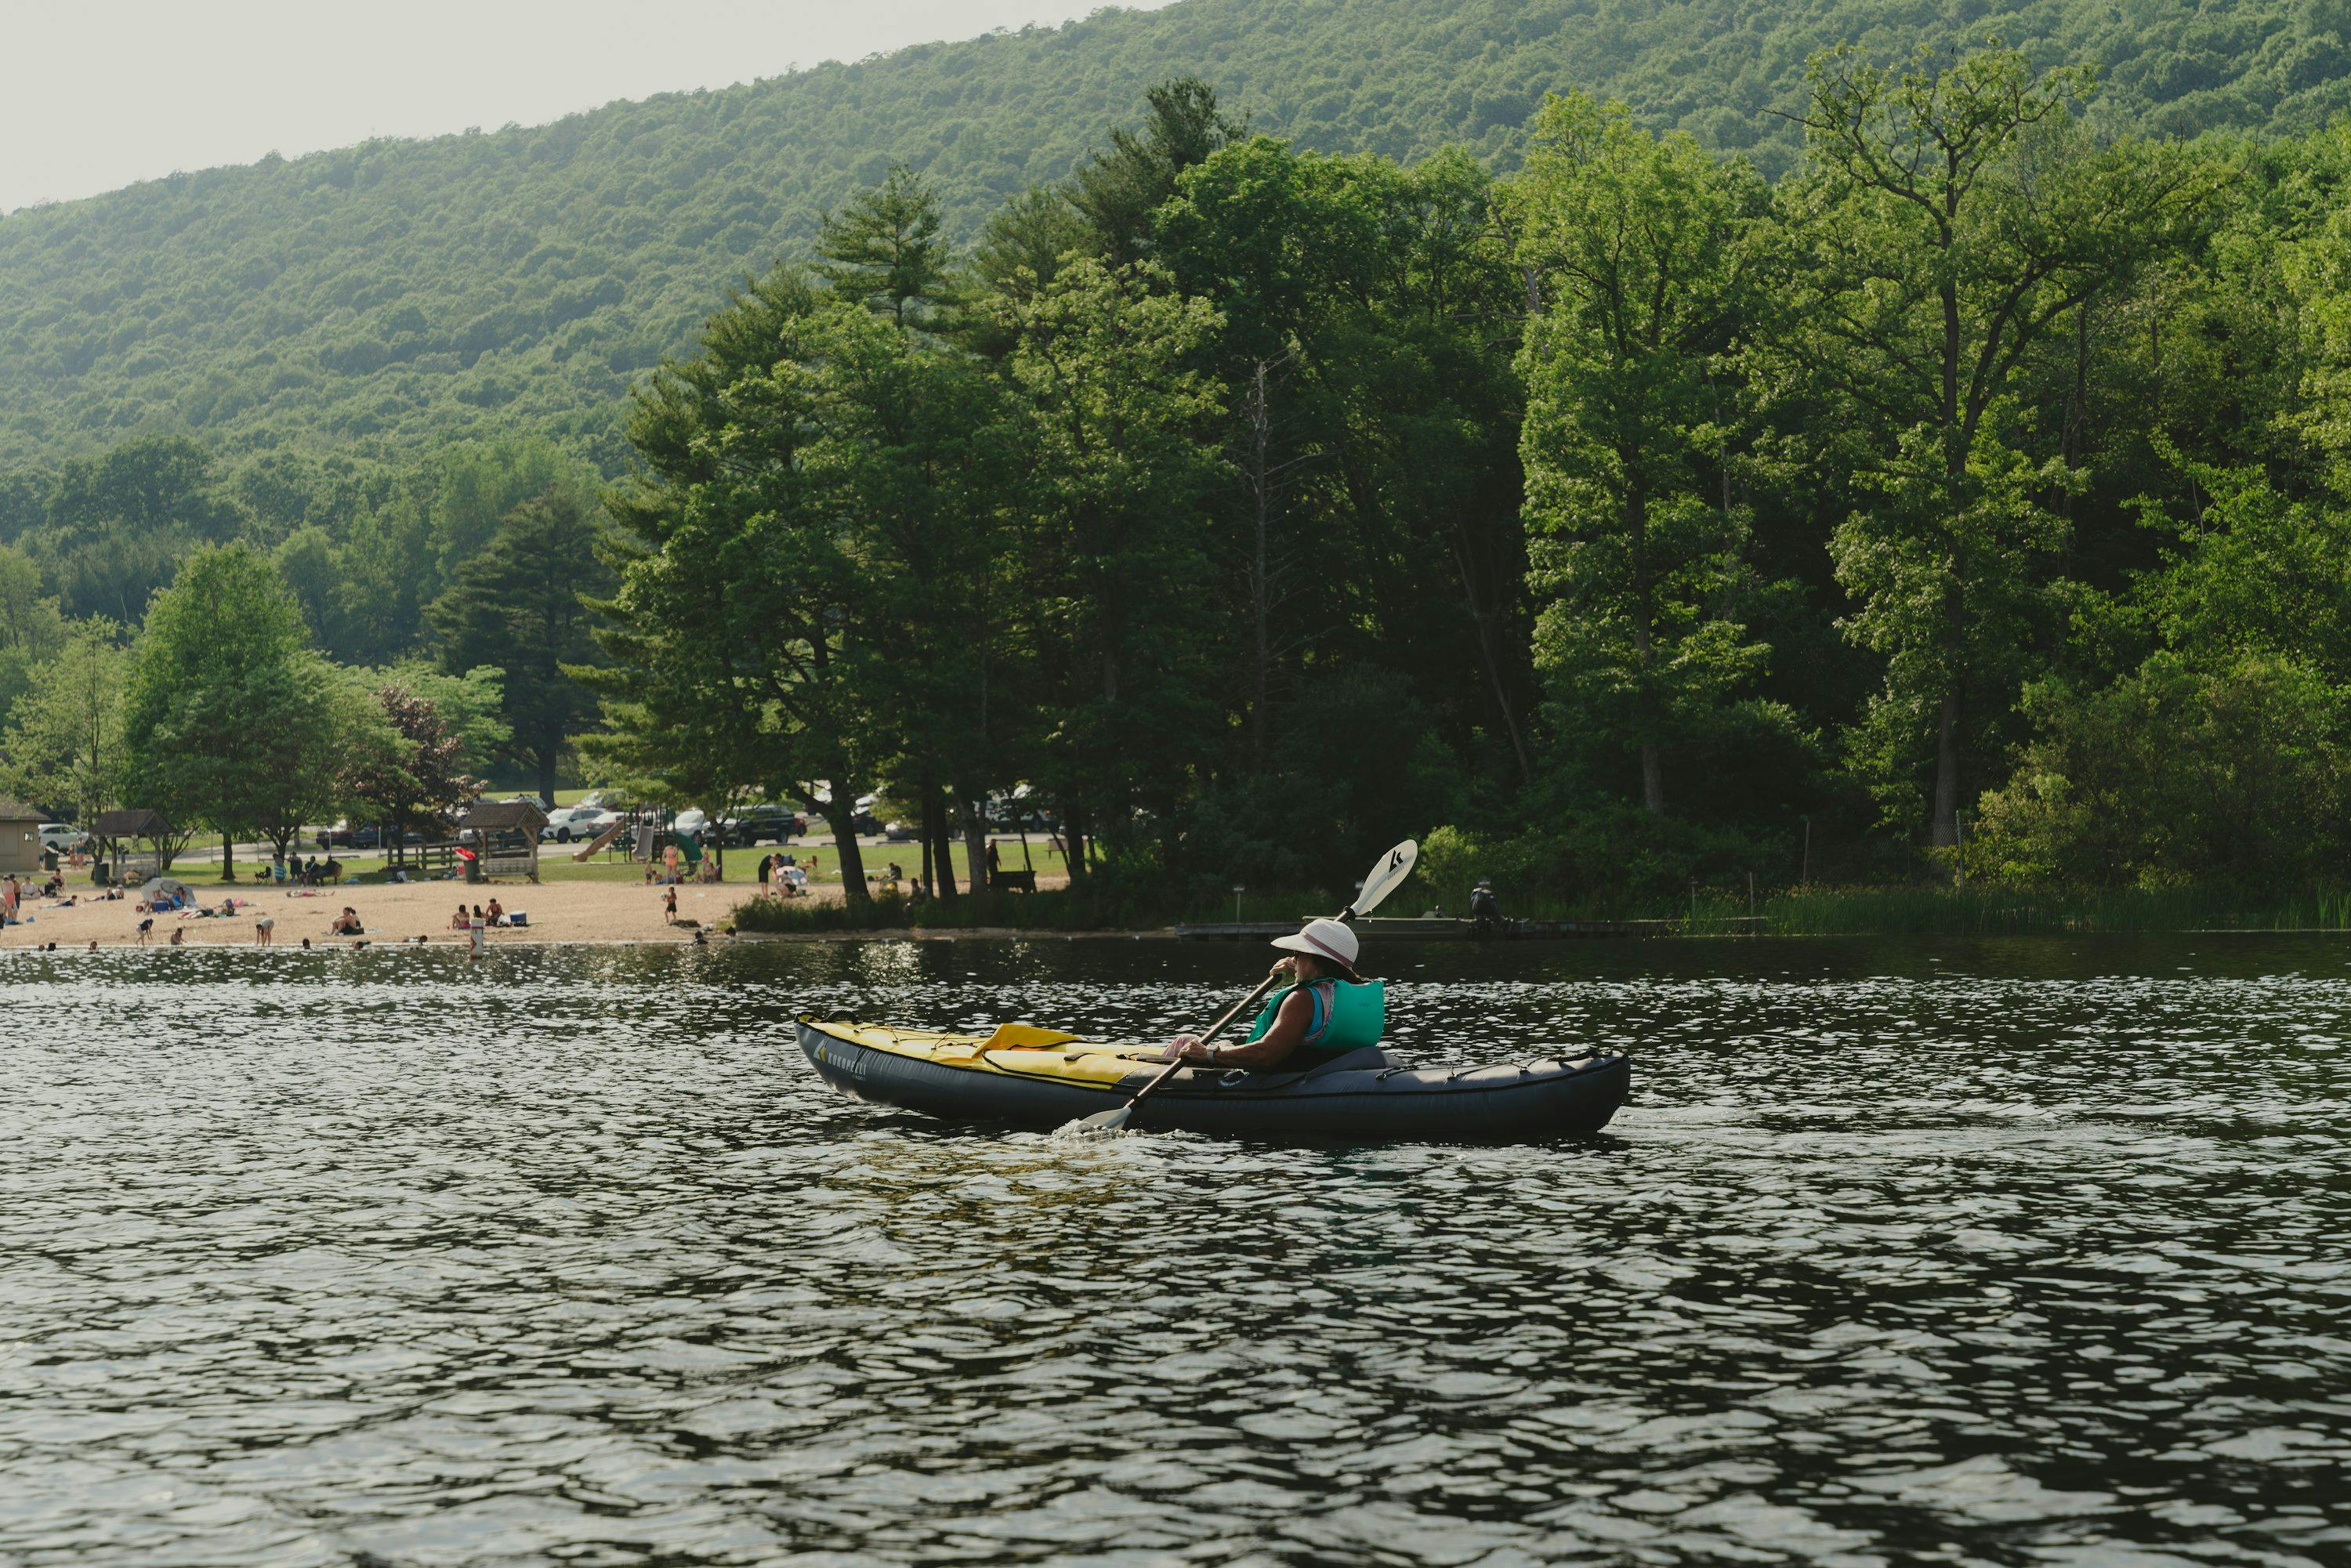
[92,829,1070,895]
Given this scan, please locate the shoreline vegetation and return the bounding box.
[729,882,2351,940]
[13,38,2351,919]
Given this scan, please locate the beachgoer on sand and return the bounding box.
[255,911,275,947]
[468,904,486,956]
[663,887,679,924]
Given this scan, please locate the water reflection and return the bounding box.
[0,936,2344,1564]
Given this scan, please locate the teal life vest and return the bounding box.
[1246,976,1386,1059]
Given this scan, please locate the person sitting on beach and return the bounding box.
[449,904,469,932]
[169,925,184,946]
[328,907,362,936]
[485,897,505,925]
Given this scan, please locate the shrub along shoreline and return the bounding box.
[732,883,2351,939]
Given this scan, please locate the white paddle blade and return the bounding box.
[1352,839,1419,918]
[1067,1105,1132,1135]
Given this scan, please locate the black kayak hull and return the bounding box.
[796,1021,1630,1142]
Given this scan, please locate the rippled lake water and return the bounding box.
[2,936,2346,1566]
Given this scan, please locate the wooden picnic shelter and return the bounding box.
[460,801,548,882]
[90,809,176,884]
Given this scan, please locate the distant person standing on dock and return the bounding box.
[1469,879,1502,940]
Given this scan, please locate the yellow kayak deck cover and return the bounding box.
[802,1019,1159,1089]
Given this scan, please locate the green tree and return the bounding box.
[1155,135,1538,829]
[995,258,1227,874]
[1510,92,1766,817]
[247,664,390,865]
[970,185,1093,303]
[0,542,67,728]
[1782,42,2212,846]
[428,492,612,803]
[803,302,1008,896]
[592,268,881,900]
[1974,654,2351,889]
[1070,77,1239,263]
[814,163,955,328]
[119,545,343,876]
[420,436,589,588]
[340,678,494,850]
[27,435,246,624]
[1,620,129,826]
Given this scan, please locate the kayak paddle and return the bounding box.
[1064,838,1420,1136]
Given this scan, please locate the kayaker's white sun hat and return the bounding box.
[1273,917,1360,975]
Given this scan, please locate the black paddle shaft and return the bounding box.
[1117,971,1280,1112]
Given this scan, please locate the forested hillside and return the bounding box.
[2,0,2348,463]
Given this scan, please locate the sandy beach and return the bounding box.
[0,876,800,950]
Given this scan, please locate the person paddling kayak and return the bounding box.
[1165,918,1386,1070]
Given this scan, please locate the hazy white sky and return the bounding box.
[0,1,1176,212]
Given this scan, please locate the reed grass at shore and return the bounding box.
[732,882,2351,940]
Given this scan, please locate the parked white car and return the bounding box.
[541,804,613,844]
[38,824,86,855]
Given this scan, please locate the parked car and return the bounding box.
[37,824,87,855]
[540,804,610,843]
[720,804,804,846]
[317,820,385,850]
[882,820,919,842]
[673,808,711,838]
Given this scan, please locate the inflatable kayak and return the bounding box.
[796,1019,1630,1142]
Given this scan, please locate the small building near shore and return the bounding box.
[461,801,548,882]
[0,798,41,875]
